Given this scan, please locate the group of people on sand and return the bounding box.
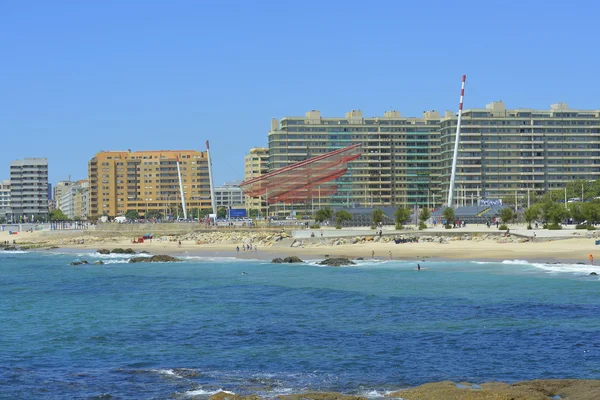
[236,244,257,253]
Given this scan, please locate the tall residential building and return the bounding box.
[0,180,10,220]
[244,147,269,214]
[268,110,441,211]
[440,102,600,203]
[59,179,89,219]
[53,181,74,210]
[9,158,49,221]
[214,180,245,207]
[88,150,211,219]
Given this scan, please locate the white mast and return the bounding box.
[447,74,467,207]
[206,140,217,216]
[176,155,188,219]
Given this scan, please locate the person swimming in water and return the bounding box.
[417,264,421,270]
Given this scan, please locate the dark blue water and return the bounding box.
[1,251,599,399]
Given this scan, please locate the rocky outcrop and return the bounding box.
[70,260,89,265]
[590,272,598,276]
[318,258,355,267]
[97,249,110,254]
[129,255,180,263]
[272,256,304,263]
[111,248,136,254]
[94,261,104,265]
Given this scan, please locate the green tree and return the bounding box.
[442,207,455,228]
[0,217,6,224]
[418,207,431,230]
[499,207,514,224]
[524,205,540,228]
[372,209,384,225]
[248,209,259,218]
[568,202,585,223]
[335,210,352,228]
[145,210,163,220]
[125,210,139,220]
[395,207,411,229]
[314,207,333,223]
[542,201,569,227]
[217,206,227,219]
[582,202,600,224]
[50,209,69,221]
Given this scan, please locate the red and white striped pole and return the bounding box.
[447,74,466,208]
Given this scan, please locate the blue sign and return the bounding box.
[229,209,247,218]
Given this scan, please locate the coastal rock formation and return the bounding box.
[387,379,600,400]
[278,393,366,400]
[70,260,89,266]
[318,258,356,267]
[94,261,104,265]
[271,256,304,264]
[208,391,261,400]
[97,249,111,254]
[111,248,136,254]
[129,255,180,263]
[590,272,597,276]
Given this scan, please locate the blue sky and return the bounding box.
[1,0,598,185]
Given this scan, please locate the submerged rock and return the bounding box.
[318,258,355,267]
[70,260,89,266]
[97,249,110,254]
[129,255,180,263]
[94,261,104,265]
[590,272,598,276]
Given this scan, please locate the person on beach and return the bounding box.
[389,251,392,260]
[590,254,594,264]
[236,246,239,253]
[372,250,375,259]
[178,240,181,248]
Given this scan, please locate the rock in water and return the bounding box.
[283,256,304,263]
[129,255,181,263]
[318,258,356,267]
[590,272,598,276]
[97,249,110,254]
[94,261,104,265]
[111,248,136,254]
[271,258,284,263]
[70,260,88,266]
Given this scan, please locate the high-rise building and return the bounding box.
[9,158,49,222]
[267,110,441,211]
[59,179,89,219]
[265,103,600,210]
[214,180,245,207]
[53,181,73,210]
[440,102,600,203]
[0,180,10,220]
[244,147,269,214]
[88,150,211,219]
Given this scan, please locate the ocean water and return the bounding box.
[1,251,599,399]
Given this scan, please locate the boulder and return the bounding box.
[271,258,284,263]
[318,258,356,267]
[283,256,304,263]
[365,236,374,241]
[94,261,104,265]
[129,255,181,263]
[70,260,88,266]
[97,249,110,254]
[111,248,135,254]
[590,272,598,276]
[291,240,301,248]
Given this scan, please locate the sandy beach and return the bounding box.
[2,227,598,264]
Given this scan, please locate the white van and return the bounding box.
[114,216,127,223]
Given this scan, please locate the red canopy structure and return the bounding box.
[239,144,362,204]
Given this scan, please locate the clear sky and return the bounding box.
[1,0,599,185]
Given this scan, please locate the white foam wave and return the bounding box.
[101,259,130,264]
[0,250,29,254]
[182,388,234,397]
[87,252,151,259]
[154,369,182,378]
[182,256,249,262]
[502,259,600,276]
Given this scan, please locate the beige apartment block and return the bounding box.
[88,150,211,219]
[244,147,269,215]
[267,109,442,213]
[440,102,600,204]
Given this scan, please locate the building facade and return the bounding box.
[0,180,10,220]
[244,147,269,215]
[440,102,600,204]
[266,103,600,211]
[214,180,244,207]
[9,158,49,222]
[54,181,74,210]
[88,150,211,219]
[59,179,89,219]
[268,110,441,212]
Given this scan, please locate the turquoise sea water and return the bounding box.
[1,250,599,399]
